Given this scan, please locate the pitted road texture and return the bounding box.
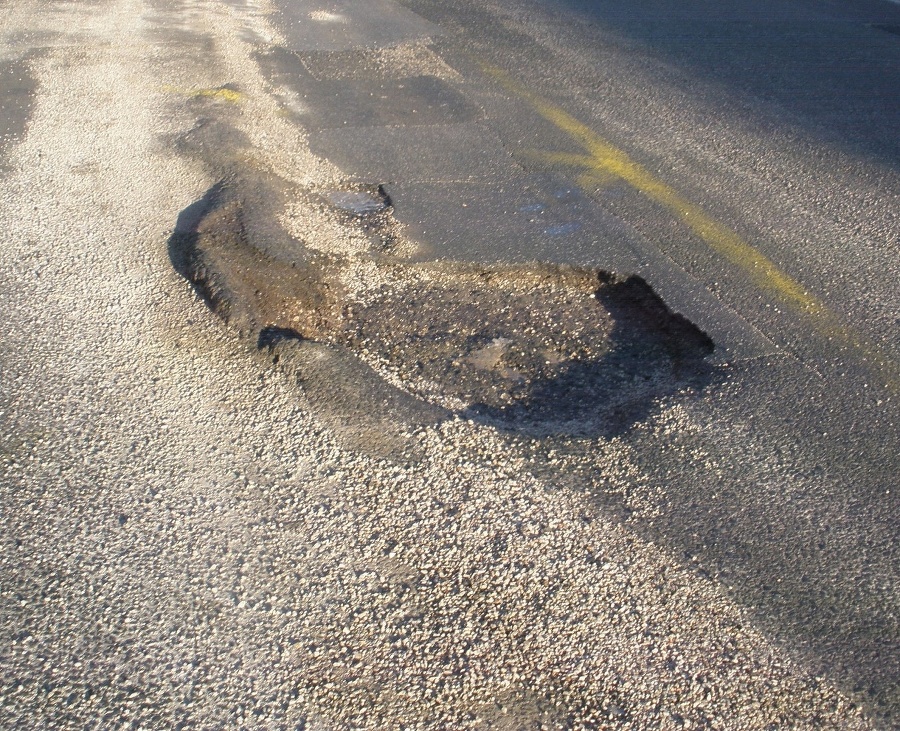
[0,0,897,729]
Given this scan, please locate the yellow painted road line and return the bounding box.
[480,61,899,391]
[162,85,243,103]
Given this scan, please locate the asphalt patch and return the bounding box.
[257,46,477,130]
[308,122,522,183]
[269,0,442,53]
[383,177,645,267]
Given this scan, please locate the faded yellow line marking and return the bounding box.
[163,85,243,103]
[481,61,899,391]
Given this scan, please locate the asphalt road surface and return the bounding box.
[1,0,898,728]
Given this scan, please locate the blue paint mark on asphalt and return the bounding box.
[544,222,582,236]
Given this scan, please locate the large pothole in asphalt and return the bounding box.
[169,177,715,438]
[344,262,714,435]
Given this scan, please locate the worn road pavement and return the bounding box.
[1,0,898,728]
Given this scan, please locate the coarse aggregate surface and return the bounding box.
[0,0,896,729]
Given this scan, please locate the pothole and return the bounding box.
[345,264,714,435]
[169,173,715,438]
[323,185,391,216]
